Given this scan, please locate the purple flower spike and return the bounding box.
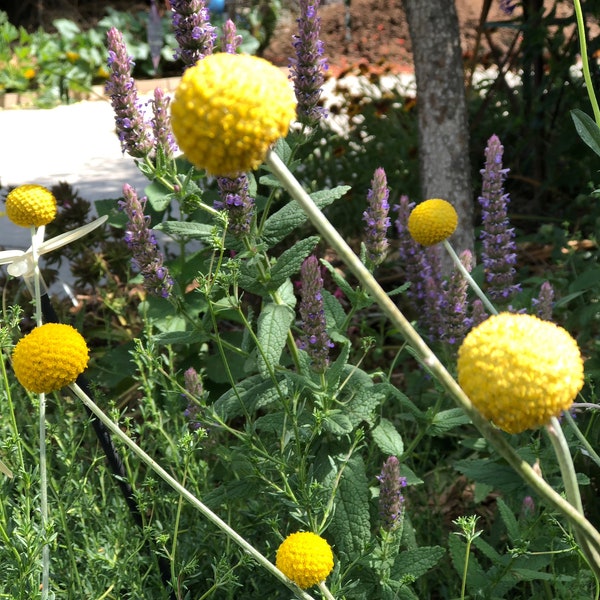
[298,255,334,372]
[170,0,216,68]
[289,0,329,126]
[499,0,518,15]
[479,134,520,302]
[183,367,203,431]
[106,28,154,158]
[444,249,473,345]
[215,174,255,237]
[533,281,555,321]
[120,184,174,298]
[151,87,178,159]
[377,456,407,532]
[221,19,243,54]
[363,167,391,268]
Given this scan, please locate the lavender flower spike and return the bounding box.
[151,87,178,160]
[363,167,391,268]
[290,0,329,126]
[298,255,334,372]
[377,456,407,532]
[479,134,520,301]
[443,249,473,345]
[533,280,555,321]
[215,174,255,237]
[171,0,216,68]
[183,367,203,431]
[120,184,173,298]
[221,19,242,54]
[106,28,154,158]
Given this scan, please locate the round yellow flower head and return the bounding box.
[457,313,584,434]
[170,52,297,176]
[407,198,458,246]
[6,184,57,228]
[12,323,89,394]
[276,531,334,589]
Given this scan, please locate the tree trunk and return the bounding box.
[404,0,473,262]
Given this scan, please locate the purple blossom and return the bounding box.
[215,174,255,237]
[105,28,154,158]
[221,19,242,54]
[499,0,518,15]
[183,367,203,431]
[151,87,178,159]
[298,255,334,372]
[170,0,216,68]
[532,281,554,321]
[289,0,329,126]
[377,456,407,532]
[119,184,173,298]
[467,299,489,330]
[394,196,445,340]
[479,134,520,302]
[147,0,163,72]
[363,167,391,267]
[443,249,473,345]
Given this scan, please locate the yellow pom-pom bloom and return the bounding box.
[6,184,57,227]
[12,323,89,394]
[170,53,297,176]
[276,531,334,589]
[457,313,584,434]
[407,198,458,246]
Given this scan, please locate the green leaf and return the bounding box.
[329,455,371,560]
[269,235,320,288]
[428,408,471,436]
[448,535,487,591]
[262,186,350,247]
[256,303,295,376]
[393,546,445,580]
[496,497,519,544]
[322,289,347,330]
[157,221,215,241]
[454,459,525,494]
[571,109,600,158]
[145,180,173,211]
[152,331,205,346]
[322,410,354,435]
[372,418,404,456]
[213,375,287,419]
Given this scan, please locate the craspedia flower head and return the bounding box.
[276,531,334,589]
[457,313,584,434]
[407,198,458,246]
[5,184,57,227]
[12,323,89,394]
[170,52,297,176]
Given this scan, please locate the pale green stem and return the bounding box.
[546,417,600,579]
[318,581,336,600]
[564,411,600,468]
[442,240,498,315]
[265,148,600,560]
[573,0,600,124]
[31,225,50,599]
[68,382,317,600]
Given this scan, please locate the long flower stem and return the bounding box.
[265,148,600,561]
[573,0,600,124]
[31,224,50,599]
[442,240,498,315]
[68,382,318,600]
[546,417,600,579]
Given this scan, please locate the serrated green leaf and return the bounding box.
[454,459,525,494]
[156,221,214,240]
[329,455,371,560]
[571,108,600,158]
[276,278,297,308]
[213,375,287,419]
[270,235,320,287]
[152,330,205,346]
[256,303,294,376]
[262,186,351,246]
[344,371,384,428]
[429,408,471,436]
[322,410,354,435]
[393,546,445,580]
[144,180,173,211]
[448,535,487,591]
[372,418,404,456]
[322,288,346,330]
[496,497,519,544]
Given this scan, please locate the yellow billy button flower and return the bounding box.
[276,531,334,590]
[407,198,458,246]
[457,313,584,434]
[170,52,297,176]
[5,184,57,228]
[12,323,89,394]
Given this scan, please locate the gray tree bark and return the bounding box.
[404,0,474,261]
